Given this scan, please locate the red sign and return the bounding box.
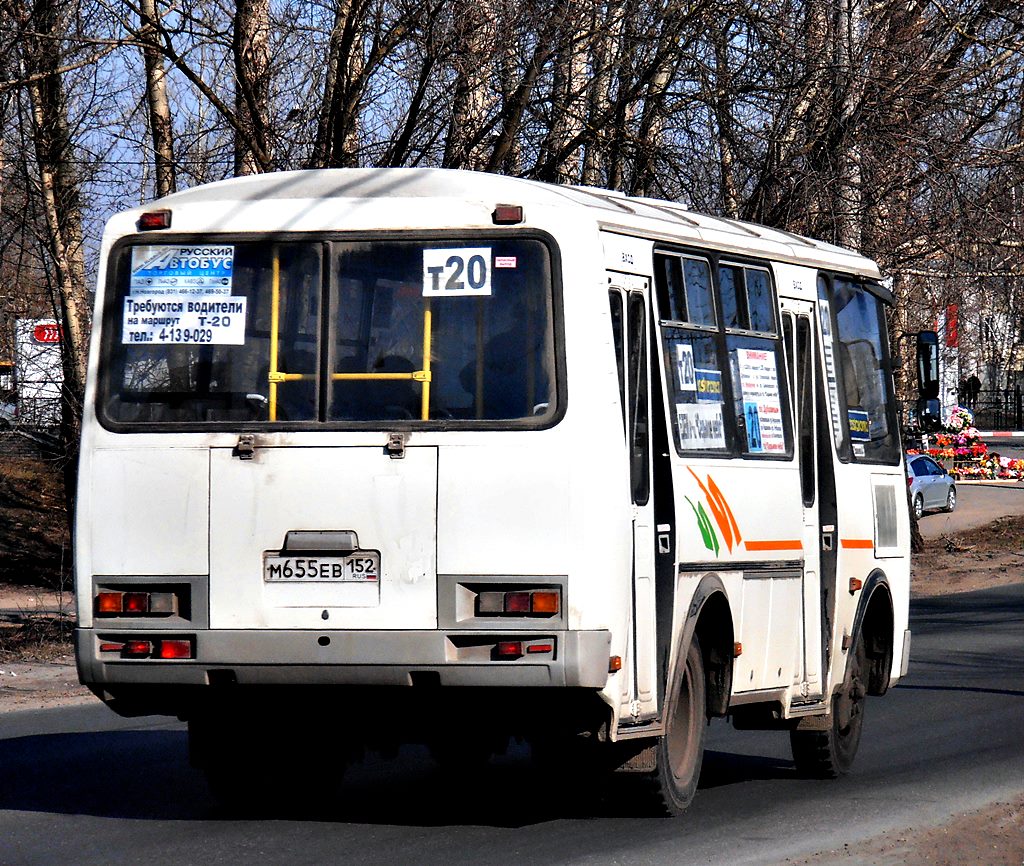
[33,323,62,344]
[945,304,959,349]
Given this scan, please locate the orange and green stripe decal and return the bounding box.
[688,468,742,553]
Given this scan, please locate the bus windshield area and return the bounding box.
[100,237,557,427]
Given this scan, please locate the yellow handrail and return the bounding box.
[273,271,436,420]
[421,304,432,420]
[269,249,280,421]
[328,306,434,420]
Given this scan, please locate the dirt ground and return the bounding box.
[0,454,1022,860]
[791,794,1024,865]
[910,511,1024,596]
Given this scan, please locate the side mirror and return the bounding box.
[917,397,942,432]
[916,330,940,400]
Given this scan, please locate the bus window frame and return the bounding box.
[95,229,567,435]
[653,245,794,462]
[816,270,901,466]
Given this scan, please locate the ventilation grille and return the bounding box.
[873,483,899,549]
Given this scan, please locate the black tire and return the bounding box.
[943,486,956,512]
[790,633,868,779]
[913,494,924,520]
[646,640,707,815]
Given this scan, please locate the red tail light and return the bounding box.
[475,588,561,617]
[504,592,531,613]
[95,589,178,616]
[96,592,123,614]
[138,209,171,230]
[123,592,150,614]
[492,204,523,225]
[123,640,153,657]
[495,641,523,659]
[157,639,193,659]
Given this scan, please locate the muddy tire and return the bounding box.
[641,640,707,816]
[790,633,867,779]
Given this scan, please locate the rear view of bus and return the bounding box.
[76,168,913,814]
[75,170,619,805]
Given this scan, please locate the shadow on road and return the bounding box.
[895,683,1024,699]
[0,727,799,825]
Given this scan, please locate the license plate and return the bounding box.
[263,552,380,582]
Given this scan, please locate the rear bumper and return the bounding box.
[75,627,612,693]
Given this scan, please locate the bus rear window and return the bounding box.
[100,238,557,427]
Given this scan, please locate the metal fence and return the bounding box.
[966,389,1024,431]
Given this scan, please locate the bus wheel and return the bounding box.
[648,640,707,816]
[790,633,867,778]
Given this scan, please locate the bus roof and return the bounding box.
[125,168,881,279]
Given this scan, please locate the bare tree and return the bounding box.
[234,0,272,174]
[137,0,176,195]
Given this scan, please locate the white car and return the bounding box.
[906,454,956,518]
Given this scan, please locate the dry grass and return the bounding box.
[0,455,69,590]
[0,614,75,663]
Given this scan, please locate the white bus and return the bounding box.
[76,168,917,814]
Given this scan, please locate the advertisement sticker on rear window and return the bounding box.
[130,245,234,296]
[122,296,247,345]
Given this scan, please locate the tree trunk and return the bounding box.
[712,23,739,218]
[535,1,589,183]
[310,0,364,168]
[12,0,90,524]
[138,0,176,197]
[582,2,625,187]
[442,0,497,170]
[233,0,272,175]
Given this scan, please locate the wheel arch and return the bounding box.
[671,573,735,718]
[852,569,895,696]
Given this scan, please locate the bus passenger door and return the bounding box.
[783,304,824,699]
[609,277,658,721]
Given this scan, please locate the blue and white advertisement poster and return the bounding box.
[124,245,246,345]
[130,245,234,295]
[736,348,785,454]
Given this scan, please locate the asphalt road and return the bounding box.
[918,480,1024,538]
[1,584,1022,866]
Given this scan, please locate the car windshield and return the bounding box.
[99,237,558,427]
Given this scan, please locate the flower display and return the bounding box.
[945,405,974,432]
[912,404,1021,481]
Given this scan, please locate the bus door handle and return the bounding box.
[821,525,835,552]
[657,524,672,554]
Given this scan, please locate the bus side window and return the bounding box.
[609,290,627,437]
[721,262,791,458]
[796,316,816,506]
[627,293,650,506]
[828,277,899,463]
[654,252,730,455]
